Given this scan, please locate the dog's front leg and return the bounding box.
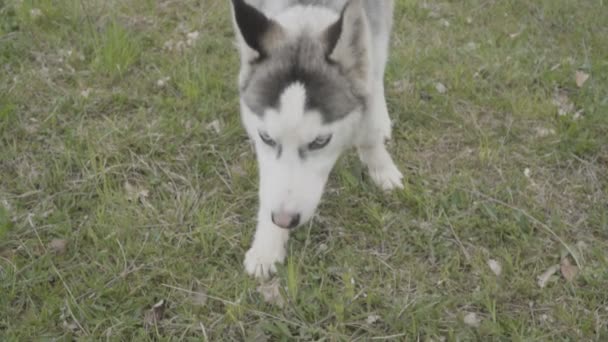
[357,81,404,191]
[244,207,289,278]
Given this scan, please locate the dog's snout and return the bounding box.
[271,212,300,229]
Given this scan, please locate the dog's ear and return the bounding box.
[230,0,284,61]
[323,0,370,78]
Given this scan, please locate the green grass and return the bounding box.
[1,0,607,340]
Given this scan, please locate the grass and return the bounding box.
[1,0,607,340]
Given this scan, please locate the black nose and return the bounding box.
[271,212,301,229]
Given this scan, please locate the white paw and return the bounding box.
[244,246,285,279]
[369,162,404,191]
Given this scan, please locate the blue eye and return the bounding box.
[308,135,332,150]
[258,131,276,147]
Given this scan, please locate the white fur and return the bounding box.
[241,83,363,278]
[234,1,403,278]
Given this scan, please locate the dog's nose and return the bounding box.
[271,212,300,229]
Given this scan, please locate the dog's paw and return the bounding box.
[369,162,404,191]
[244,246,285,279]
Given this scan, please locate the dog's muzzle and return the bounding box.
[271,212,300,229]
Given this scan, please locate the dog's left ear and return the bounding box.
[231,0,285,62]
[322,0,370,79]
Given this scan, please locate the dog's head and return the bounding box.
[231,0,371,229]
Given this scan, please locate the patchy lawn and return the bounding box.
[1,0,607,340]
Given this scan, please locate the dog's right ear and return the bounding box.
[321,0,370,84]
[230,0,284,61]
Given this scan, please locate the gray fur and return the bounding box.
[237,0,394,123]
[241,36,364,123]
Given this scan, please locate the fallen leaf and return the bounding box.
[463,312,481,327]
[537,264,560,288]
[186,31,200,46]
[552,90,575,116]
[206,120,222,134]
[124,181,149,202]
[144,299,166,328]
[49,239,68,254]
[63,321,79,333]
[366,314,381,324]
[30,8,43,19]
[560,257,579,282]
[435,82,447,94]
[156,76,170,88]
[535,127,556,138]
[487,259,502,276]
[509,29,524,39]
[256,278,284,307]
[575,71,590,88]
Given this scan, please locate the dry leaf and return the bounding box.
[435,82,447,94]
[575,71,590,88]
[256,278,284,307]
[535,127,556,138]
[30,8,43,19]
[62,321,79,332]
[463,312,481,327]
[552,90,574,116]
[537,264,560,288]
[487,259,502,276]
[366,314,381,324]
[206,120,222,134]
[156,76,170,88]
[509,29,524,39]
[124,182,149,202]
[144,299,166,328]
[560,257,579,282]
[49,239,68,254]
[186,31,200,46]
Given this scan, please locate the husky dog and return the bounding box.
[230,0,403,278]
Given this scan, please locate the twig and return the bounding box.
[442,209,471,262]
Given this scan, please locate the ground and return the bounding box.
[1,0,607,340]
